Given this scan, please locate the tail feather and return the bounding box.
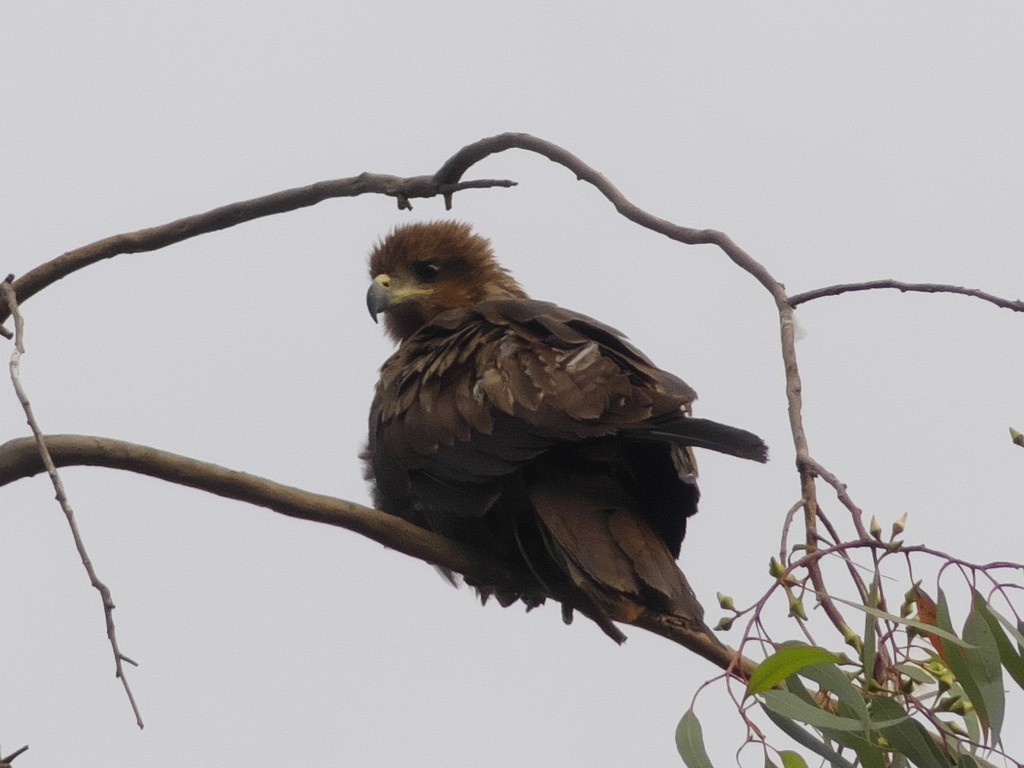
[528,472,705,629]
[630,416,768,463]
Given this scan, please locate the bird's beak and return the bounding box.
[366,274,392,323]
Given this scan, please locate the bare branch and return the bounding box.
[0,745,29,766]
[0,173,515,330]
[0,434,520,588]
[801,456,870,542]
[1,284,143,728]
[789,279,1024,312]
[0,433,752,673]
[437,133,782,294]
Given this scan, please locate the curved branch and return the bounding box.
[0,434,518,588]
[437,133,781,294]
[788,280,1024,312]
[0,173,515,331]
[0,434,749,672]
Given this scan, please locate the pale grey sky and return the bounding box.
[2,4,1023,767]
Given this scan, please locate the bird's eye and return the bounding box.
[411,260,442,283]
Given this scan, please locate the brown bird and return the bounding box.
[363,221,767,642]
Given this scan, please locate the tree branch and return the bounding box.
[788,279,1024,312]
[437,133,782,293]
[0,173,515,334]
[0,434,520,588]
[2,282,143,727]
[0,433,752,673]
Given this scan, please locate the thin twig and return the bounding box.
[0,282,144,729]
[802,456,871,542]
[814,506,870,603]
[788,279,1024,312]
[778,500,804,564]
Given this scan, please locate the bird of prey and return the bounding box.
[363,221,767,642]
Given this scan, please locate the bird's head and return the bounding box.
[367,221,527,342]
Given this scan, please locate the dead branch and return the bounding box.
[788,279,1024,312]
[0,173,515,334]
[0,745,29,766]
[1,282,143,728]
[0,433,752,674]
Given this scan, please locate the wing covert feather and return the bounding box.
[372,299,692,476]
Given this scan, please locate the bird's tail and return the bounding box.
[630,416,769,463]
[527,472,706,637]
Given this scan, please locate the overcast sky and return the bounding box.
[3,4,1023,767]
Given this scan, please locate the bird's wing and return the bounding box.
[368,299,697,513]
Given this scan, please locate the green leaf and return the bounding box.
[780,673,884,768]
[957,754,981,768]
[675,709,715,768]
[774,679,888,768]
[975,600,1024,691]
[798,664,870,728]
[778,751,809,768]
[870,698,950,768]
[830,595,974,648]
[747,645,841,694]
[813,720,887,768]
[862,578,880,685]
[763,708,855,768]
[760,690,907,732]
[934,589,999,742]
[896,663,936,686]
[990,608,1024,649]
[963,704,981,746]
[961,597,1005,743]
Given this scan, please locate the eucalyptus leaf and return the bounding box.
[779,751,810,768]
[961,598,1004,743]
[975,598,1024,691]
[935,590,994,741]
[747,644,841,695]
[763,708,855,768]
[760,690,907,732]
[675,709,715,768]
[870,698,950,768]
